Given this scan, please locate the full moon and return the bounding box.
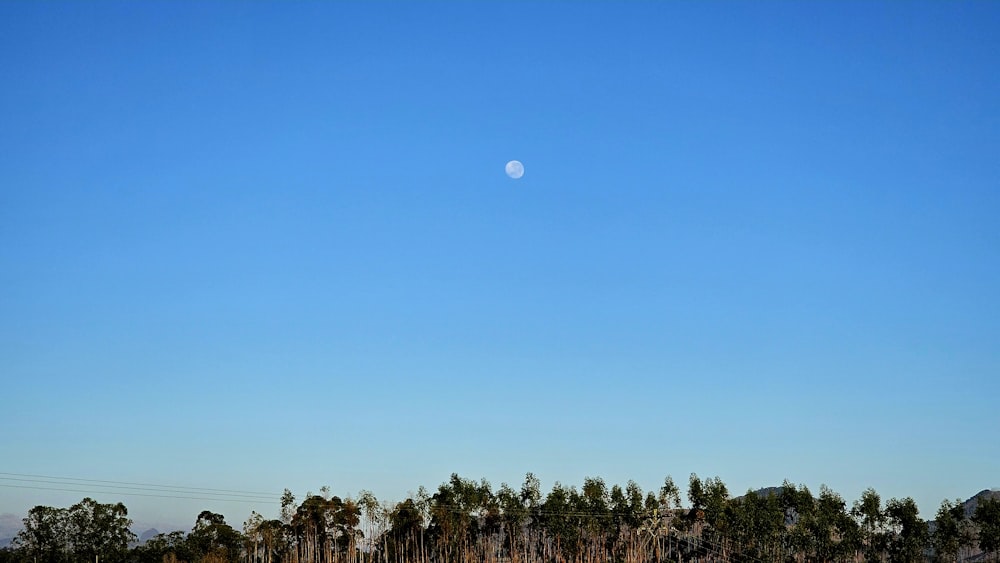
[505,160,524,179]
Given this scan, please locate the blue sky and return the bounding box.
[1,1,998,527]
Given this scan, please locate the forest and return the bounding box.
[4,473,1000,563]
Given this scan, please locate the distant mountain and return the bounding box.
[130,521,186,538]
[0,512,23,548]
[961,489,1000,518]
[750,486,784,498]
[129,526,188,547]
[948,490,1000,563]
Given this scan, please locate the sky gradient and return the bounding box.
[2,1,998,528]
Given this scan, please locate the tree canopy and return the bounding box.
[8,477,1000,563]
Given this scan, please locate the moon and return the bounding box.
[505,160,524,179]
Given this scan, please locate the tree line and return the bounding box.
[4,473,1000,563]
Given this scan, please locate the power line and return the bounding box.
[0,477,275,501]
[0,483,280,504]
[0,472,282,505]
[0,472,279,497]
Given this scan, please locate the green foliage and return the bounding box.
[812,485,860,562]
[426,473,496,562]
[130,531,191,563]
[781,483,816,559]
[537,481,581,561]
[725,489,784,561]
[687,473,706,512]
[14,477,998,563]
[14,498,134,563]
[701,476,729,531]
[659,476,681,510]
[287,494,360,563]
[0,548,19,563]
[932,498,968,562]
[885,497,928,563]
[278,490,295,525]
[973,497,1000,558]
[14,505,67,563]
[385,499,422,562]
[189,511,242,563]
[853,486,889,562]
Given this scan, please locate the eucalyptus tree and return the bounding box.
[852,487,888,562]
[15,499,135,563]
[290,496,329,563]
[810,485,860,562]
[67,498,135,563]
[654,476,683,559]
[931,499,966,562]
[356,490,381,561]
[537,482,582,563]
[682,476,731,560]
[622,481,648,563]
[973,497,1000,562]
[377,487,433,563]
[413,487,431,563]
[520,473,543,563]
[428,477,500,562]
[701,477,729,534]
[884,497,927,563]
[725,489,784,562]
[608,484,629,562]
[427,480,458,561]
[14,505,68,563]
[779,482,817,562]
[188,510,242,563]
[678,474,712,560]
[580,477,611,561]
[245,512,265,563]
[281,491,297,526]
[254,519,292,563]
[427,474,493,563]
[387,499,422,563]
[659,476,682,514]
[328,497,361,562]
[130,531,189,563]
[687,474,706,515]
[475,480,504,563]
[496,483,528,563]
